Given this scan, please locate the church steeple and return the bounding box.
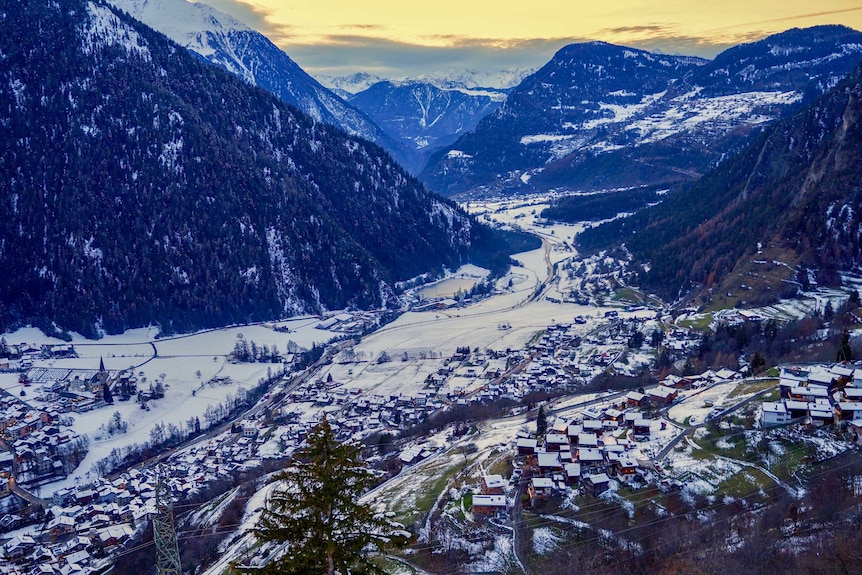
[99,356,106,374]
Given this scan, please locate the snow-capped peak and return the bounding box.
[108,0,249,57]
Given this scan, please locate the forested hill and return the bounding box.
[0,0,533,337]
[577,60,862,305]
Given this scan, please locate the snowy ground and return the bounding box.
[1,320,338,495]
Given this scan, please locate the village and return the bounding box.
[0,193,859,574]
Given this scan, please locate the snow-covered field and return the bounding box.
[1,320,338,495]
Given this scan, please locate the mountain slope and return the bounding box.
[0,0,529,337]
[106,0,418,170]
[421,27,862,196]
[577,59,862,305]
[348,80,503,155]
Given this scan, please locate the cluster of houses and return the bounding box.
[0,343,77,372]
[761,363,862,438]
[0,411,289,574]
[1,471,151,574]
[471,406,664,518]
[0,394,85,488]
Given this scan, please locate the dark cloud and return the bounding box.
[337,24,385,30]
[602,24,671,35]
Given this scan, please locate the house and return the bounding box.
[761,402,790,426]
[648,386,678,405]
[563,462,581,485]
[613,458,639,483]
[528,477,554,503]
[472,494,507,516]
[516,438,538,455]
[582,420,603,435]
[481,474,506,495]
[576,433,598,448]
[544,433,570,451]
[625,391,647,407]
[537,452,562,472]
[48,515,76,539]
[633,419,652,437]
[835,402,862,421]
[584,472,611,496]
[576,448,604,475]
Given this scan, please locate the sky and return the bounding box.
[200,0,862,80]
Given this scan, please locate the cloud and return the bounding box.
[196,0,295,42]
[281,34,582,78]
[710,6,862,30]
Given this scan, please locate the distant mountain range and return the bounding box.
[107,0,420,170]
[420,26,862,196]
[0,0,534,337]
[578,57,862,308]
[347,80,505,155]
[317,68,535,94]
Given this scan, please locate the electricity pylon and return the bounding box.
[154,469,182,575]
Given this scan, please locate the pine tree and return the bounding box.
[254,418,408,574]
[536,406,547,437]
[837,329,853,362]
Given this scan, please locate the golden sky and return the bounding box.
[203,0,862,78]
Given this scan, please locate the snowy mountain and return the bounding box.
[410,67,535,90]
[579,57,862,307]
[421,27,862,196]
[107,0,418,170]
[0,0,531,336]
[317,73,387,96]
[317,68,533,95]
[347,80,504,160]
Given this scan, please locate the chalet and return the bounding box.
[808,368,836,387]
[625,391,647,407]
[481,474,506,495]
[48,515,76,539]
[848,420,862,446]
[517,438,538,455]
[582,420,603,435]
[528,477,554,503]
[576,433,598,448]
[544,432,570,451]
[761,402,790,426]
[835,402,862,421]
[779,367,809,391]
[788,386,829,402]
[809,401,834,425]
[584,472,611,496]
[613,458,639,483]
[576,448,604,475]
[563,462,581,485]
[602,408,623,422]
[633,419,652,437]
[537,452,563,472]
[472,494,507,516]
[784,400,810,419]
[648,385,678,405]
[623,411,641,428]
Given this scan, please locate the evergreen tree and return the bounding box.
[536,406,547,437]
[837,329,853,362]
[254,419,408,575]
[103,382,114,405]
[751,352,767,374]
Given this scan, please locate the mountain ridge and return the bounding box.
[420,26,862,197]
[0,0,533,337]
